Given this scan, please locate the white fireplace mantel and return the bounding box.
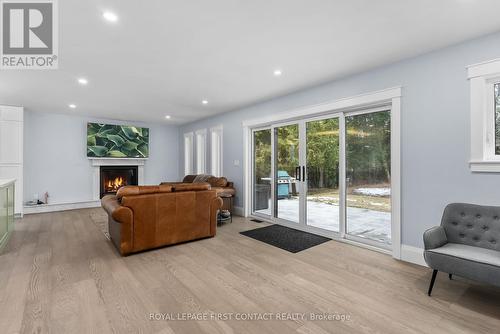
[90,158,146,200]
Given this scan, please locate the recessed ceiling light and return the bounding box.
[103,11,118,22]
[68,104,77,109]
[165,115,171,119]
[78,78,88,85]
[273,69,282,76]
[202,100,208,105]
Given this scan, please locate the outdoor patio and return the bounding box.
[255,197,391,246]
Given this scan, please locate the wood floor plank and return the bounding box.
[0,215,42,333]
[0,208,499,334]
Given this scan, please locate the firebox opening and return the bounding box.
[100,166,138,198]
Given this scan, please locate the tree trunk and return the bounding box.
[319,167,324,188]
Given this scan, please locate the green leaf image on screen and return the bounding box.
[87,123,149,158]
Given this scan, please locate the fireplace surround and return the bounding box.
[90,158,146,201]
[100,166,138,198]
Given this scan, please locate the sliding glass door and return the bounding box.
[274,123,301,223]
[345,111,391,246]
[253,128,272,216]
[251,108,392,249]
[305,117,340,232]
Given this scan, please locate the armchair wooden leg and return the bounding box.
[448,273,452,280]
[428,270,438,296]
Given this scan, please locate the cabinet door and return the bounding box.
[0,167,22,214]
[0,187,7,241]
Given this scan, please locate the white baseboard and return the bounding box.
[233,206,244,217]
[400,244,427,267]
[24,200,101,214]
[25,200,243,216]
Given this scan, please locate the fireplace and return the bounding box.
[100,166,138,198]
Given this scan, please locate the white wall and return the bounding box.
[179,31,500,249]
[24,111,179,204]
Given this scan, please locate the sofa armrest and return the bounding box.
[101,195,121,218]
[101,195,133,224]
[101,195,134,255]
[423,226,448,250]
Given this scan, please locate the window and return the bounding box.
[184,132,194,175]
[468,58,500,172]
[210,125,223,177]
[195,129,207,174]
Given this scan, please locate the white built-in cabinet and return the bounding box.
[0,106,23,216]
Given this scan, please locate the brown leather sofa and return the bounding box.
[101,183,223,255]
[162,174,235,211]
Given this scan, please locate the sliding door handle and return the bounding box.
[302,166,306,182]
[295,166,301,181]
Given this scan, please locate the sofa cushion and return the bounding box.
[427,243,500,267]
[182,175,197,183]
[441,203,500,251]
[193,174,213,183]
[207,176,228,188]
[172,183,211,192]
[116,184,173,200]
[424,244,500,288]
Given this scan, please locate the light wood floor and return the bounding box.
[1,209,500,334]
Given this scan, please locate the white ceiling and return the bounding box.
[1,0,500,124]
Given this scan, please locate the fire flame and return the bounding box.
[106,176,124,192]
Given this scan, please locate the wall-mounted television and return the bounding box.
[87,123,149,158]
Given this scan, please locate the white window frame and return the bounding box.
[210,125,223,177]
[468,58,500,172]
[195,129,207,174]
[184,132,194,175]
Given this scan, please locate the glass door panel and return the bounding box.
[306,118,340,232]
[274,124,300,223]
[253,129,272,216]
[345,111,391,246]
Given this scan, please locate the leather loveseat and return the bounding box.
[101,183,222,255]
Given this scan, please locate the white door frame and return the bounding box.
[243,87,402,258]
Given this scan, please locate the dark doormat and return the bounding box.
[240,224,331,253]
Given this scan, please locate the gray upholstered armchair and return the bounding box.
[423,203,500,296]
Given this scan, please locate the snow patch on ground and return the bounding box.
[352,187,390,197]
